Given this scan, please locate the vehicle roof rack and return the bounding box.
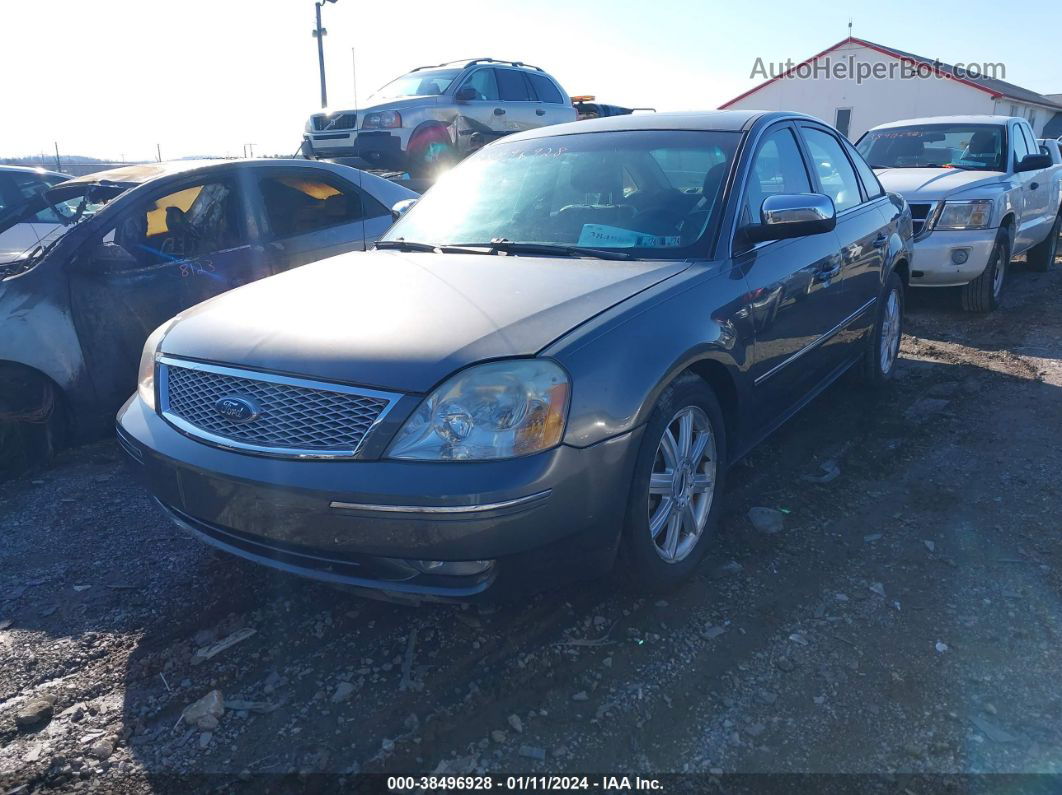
[410,58,544,72]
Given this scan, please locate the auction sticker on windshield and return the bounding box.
[577,224,682,249]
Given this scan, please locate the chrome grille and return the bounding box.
[158,358,399,457]
[909,202,939,239]
[312,112,357,131]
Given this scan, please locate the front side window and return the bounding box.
[382,130,740,258]
[743,127,812,225]
[107,181,242,266]
[460,69,499,101]
[802,128,862,212]
[259,174,380,238]
[371,68,461,99]
[856,123,1007,172]
[843,138,884,199]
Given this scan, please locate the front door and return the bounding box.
[67,172,257,412]
[252,167,393,271]
[452,68,508,155]
[735,124,851,423]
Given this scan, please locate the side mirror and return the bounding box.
[390,198,418,222]
[88,241,138,271]
[455,87,477,102]
[1016,153,1052,173]
[744,193,836,243]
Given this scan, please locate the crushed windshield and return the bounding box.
[382,130,740,259]
[856,124,1007,171]
[371,68,462,99]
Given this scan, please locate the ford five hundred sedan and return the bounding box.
[117,111,913,600]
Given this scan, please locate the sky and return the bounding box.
[2,0,1061,162]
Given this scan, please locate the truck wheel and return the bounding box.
[960,231,1010,313]
[618,374,727,592]
[1026,214,1060,272]
[860,271,904,387]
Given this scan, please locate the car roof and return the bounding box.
[501,110,818,143]
[869,115,1017,131]
[61,158,354,187]
[0,165,68,180]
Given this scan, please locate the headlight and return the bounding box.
[935,200,993,231]
[362,111,402,129]
[387,360,570,461]
[137,320,176,411]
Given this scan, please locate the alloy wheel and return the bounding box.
[879,288,901,375]
[992,250,1006,299]
[647,406,717,563]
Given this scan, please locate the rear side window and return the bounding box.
[744,127,811,223]
[527,73,564,104]
[843,138,884,199]
[258,173,385,238]
[496,69,532,101]
[801,127,863,212]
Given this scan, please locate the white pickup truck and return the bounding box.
[856,115,1061,312]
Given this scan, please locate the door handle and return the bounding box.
[494,108,506,116]
[872,233,888,248]
[536,108,546,116]
[1030,182,1039,190]
[814,259,842,282]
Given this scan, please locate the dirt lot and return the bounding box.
[2,263,1061,791]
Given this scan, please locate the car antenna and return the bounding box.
[353,46,367,252]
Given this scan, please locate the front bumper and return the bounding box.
[116,395,640,599]
[909,229,998,287]
[303,131,407,169]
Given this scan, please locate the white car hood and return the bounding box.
[873,168,1007,201]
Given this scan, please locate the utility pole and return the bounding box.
[313,0,338,108]
[53,142,61,173]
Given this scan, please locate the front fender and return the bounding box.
[548,264,753,450]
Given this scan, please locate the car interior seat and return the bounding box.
[555,157,636,240]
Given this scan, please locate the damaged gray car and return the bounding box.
[0,159,415,476]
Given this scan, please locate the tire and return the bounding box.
[1026,214,1060,272]
[960,230,1010,313]
[0,380,64,481]
[860,271,905,386]
[407,137,457,179]
[618,374,727,592]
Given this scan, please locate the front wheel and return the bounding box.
[961,231,1010,313]
[860,271,905,386]
[618,375,727,592]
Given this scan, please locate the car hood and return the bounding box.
[873,167,1007,201]
[160,251,689,393]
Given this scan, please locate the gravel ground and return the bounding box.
[2,263,1061,791]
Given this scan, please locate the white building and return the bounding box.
[721,37,1062,140]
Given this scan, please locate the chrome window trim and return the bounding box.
[157,356,403,459]
[329,489,552,515]
[754,296,878,386]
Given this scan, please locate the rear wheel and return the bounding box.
[618,375,726,592]
[960,231,1010,313]
[1026,214,1060,272]
[860,271,904,386]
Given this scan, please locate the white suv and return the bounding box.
[302,58,575,176]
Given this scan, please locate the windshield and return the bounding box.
[383,130,740,259]
[856,124,1007,171]
[371,68,462,99]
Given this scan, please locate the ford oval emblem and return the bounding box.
[214,396,259,424]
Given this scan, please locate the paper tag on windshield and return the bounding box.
[577,224,680,249]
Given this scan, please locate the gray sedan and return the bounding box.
[118,111,912,599]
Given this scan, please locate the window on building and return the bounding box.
[834,108,853,139]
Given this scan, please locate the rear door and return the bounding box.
[736,123,851,422]
[525,72,574,128]
[494,69,540,135]
[799,123,889,321]
[252,166,392,271]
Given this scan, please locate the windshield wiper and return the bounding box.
[449,240,633,261]
[373,239,440,253]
